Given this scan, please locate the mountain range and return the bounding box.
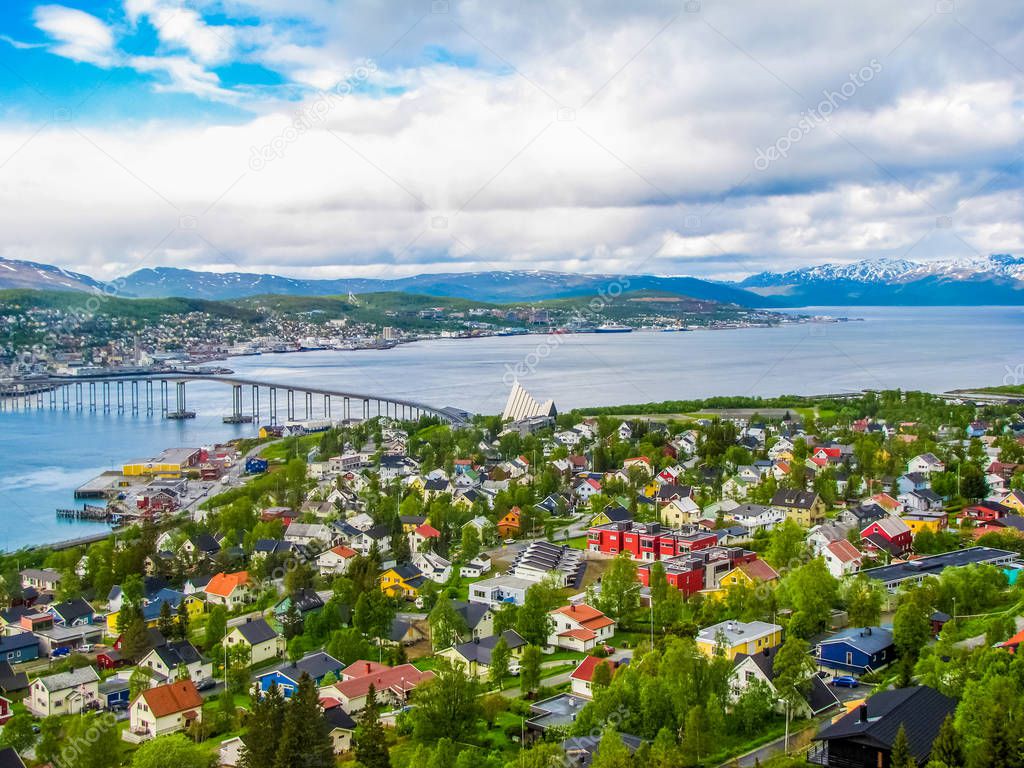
[1,255,1022,307]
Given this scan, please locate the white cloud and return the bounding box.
[33,4,115,66]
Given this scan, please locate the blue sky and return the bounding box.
[0,0,1022,281]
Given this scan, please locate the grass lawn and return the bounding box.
[565,534,588,550]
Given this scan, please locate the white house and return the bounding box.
[908,453,945,475]
[822,539,863,579]
[27,666,100,717]
[547,604,616,652]
[317,545,359,576]
[126,680,203,743]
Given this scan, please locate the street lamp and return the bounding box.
[625,581,654,649]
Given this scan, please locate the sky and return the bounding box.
[0,0,1022,283]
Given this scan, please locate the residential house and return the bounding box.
[695,620,782,660]
[452,601,495,641]
[224,618,284,665]
[379,564,427,599]
[409,523,441,553]
[439,630,528,678]
[590,504,631,528]
[350,525,392,555]
[728,504,784,534]
[284,522,336,548]
[497,507,523,539]
[908,453,945,475]
[126,679,203,743]
[469,575,534,607]
[26,666,100,717]
[0,633,39,664]
[815,627,895,673]
[204,571,253,611]
[860,517,912,557]
[324,661,433,713]
[661,497,702,527]
[257,651,344,697]
[808,686,956,768]
[316,545,359,576]
[139,640,211,685]
[823,539,863,579]
[272,588,324,620]
[569,655,620,699]
[1000,489,1024,514]
[547,604,616,652]
[412,550,452,583]
[19,568,61,593]
[903,511,948,535]
[771,490,826,527]
[730,647,839,718]
[322,705,358,754]
[46,598,95,627]
[460,553,492,579]
[898,488,944,512]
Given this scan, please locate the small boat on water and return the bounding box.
[594,323,633,333]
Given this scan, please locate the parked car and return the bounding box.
[196,678,216,691]
[51,647,70,658]
[78,644,94,654]
[831,675,859,688]
[108,701,128,712]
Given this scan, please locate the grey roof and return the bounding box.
[453,630,526,665]
[818,627,894,655]
[262,651,343,683]
[771,489,818,509]
[453,600,491,629]
[736,649,840,715]
[50,598,94,624]
[35,665,99,692]
[862,546,1017,585]
[233,618,278,645]
[151,640,203,668]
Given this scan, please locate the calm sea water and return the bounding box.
[3,305,1023,550]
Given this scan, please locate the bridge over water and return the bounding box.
[0,373,471,426]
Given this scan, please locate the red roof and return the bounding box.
[328,545,358,558]
[737,559,780,582]
[415,524,440,538]
[999,629,1024,653]
[570,655,616,683]
[331,663,433,700]
[826,539,863,564]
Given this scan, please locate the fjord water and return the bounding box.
[3,306,1023,550]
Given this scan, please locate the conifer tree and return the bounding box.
[353,685,392,768]
[930,714,962,768]
[274,673,334,768]
[891,724,916,768]
[240,681,285,768]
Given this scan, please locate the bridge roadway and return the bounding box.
[0,372,470,426]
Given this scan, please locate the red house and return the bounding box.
[860,517,912,556]
[0,695,12,725]
[96,649,126,670]
[498,507,522,539]
[637,546,758,596]
[961,502,1011,523]
[587,522,716,560]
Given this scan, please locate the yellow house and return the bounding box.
[400,515,429,534]
[1000,489,1024,514]
[709,560,780,600]
[379,565,426,599]
[405,477,427,495]
[904,512,947,535]
[122,448,199,478]
[642,480,660,499]
[437,630,527,679]
[106,594,205,634]
[695,620,782,660]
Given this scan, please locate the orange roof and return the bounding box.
[999,629,1024,652]
[872,493,901,511]
[139,680,203,717]
[551,603,616,632]
[826,539,863,564]
[329,545,358,558]
[205,570,250,597]
[559,628,598,641]
[415,524,440,538]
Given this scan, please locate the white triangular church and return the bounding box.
[502,381,557,422]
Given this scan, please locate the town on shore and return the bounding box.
[0,384,1022,768]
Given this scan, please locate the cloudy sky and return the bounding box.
[0,0,1022,282]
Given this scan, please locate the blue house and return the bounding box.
[246,457,269,474]
[815,627,895,673]
[256,651,344,698]
[99,678,130,708]
[0,632,40,664]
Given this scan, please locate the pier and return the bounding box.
[0,373,471,427]
[56,504,110,521]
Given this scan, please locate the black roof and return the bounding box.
[0,633,38,654]
[600,505,632,523]
[323,706,357,731]
[736,649,839,715]
[190,533,221,554]
[0,662,28,692]
[51,597,94,623]
[772,489,818,509]
[234,618,278,645]
[862,546,1017,584]
[815,686,955,762]
[152,640,203,669]
[0,747,26,768]
[453,630,526,664]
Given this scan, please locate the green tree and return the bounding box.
[594,553,640,621]
[480,693,508,728]
[930,714,962,768]
[460,525,481,562]
[843,575,884,629]
[205,605,228,648]
[515,580,558,646]
[773,635,815,751]
[240,681,285,768]
[731,678,776,736]
[275,673,334,768]
[591,658,613,690]
[891,724,915,768]
[353,685,391,768]
[65,711,121,768]
[157,600,175,638]
[34,717,63,767]
[592,726,633,768]
[429,598,468,650]
[122,612,150,660]
[174,599,190,641]
[131,734,212,768]
[779,558,838,637]
[680,705,711,766]
[489,636,511,689]
[894,588,933,680]
[519,644,543,696]
[766,518,807,568]
[0,712,35,753]
[410,659,482,743]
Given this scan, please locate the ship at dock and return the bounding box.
[594,323,633,333]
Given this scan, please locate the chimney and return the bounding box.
[859,704,868,723]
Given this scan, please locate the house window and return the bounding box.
[845,652,853,666]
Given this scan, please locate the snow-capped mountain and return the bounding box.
[0,256,106,293]
[734,255,1024,305]
[741,255,1024,286]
